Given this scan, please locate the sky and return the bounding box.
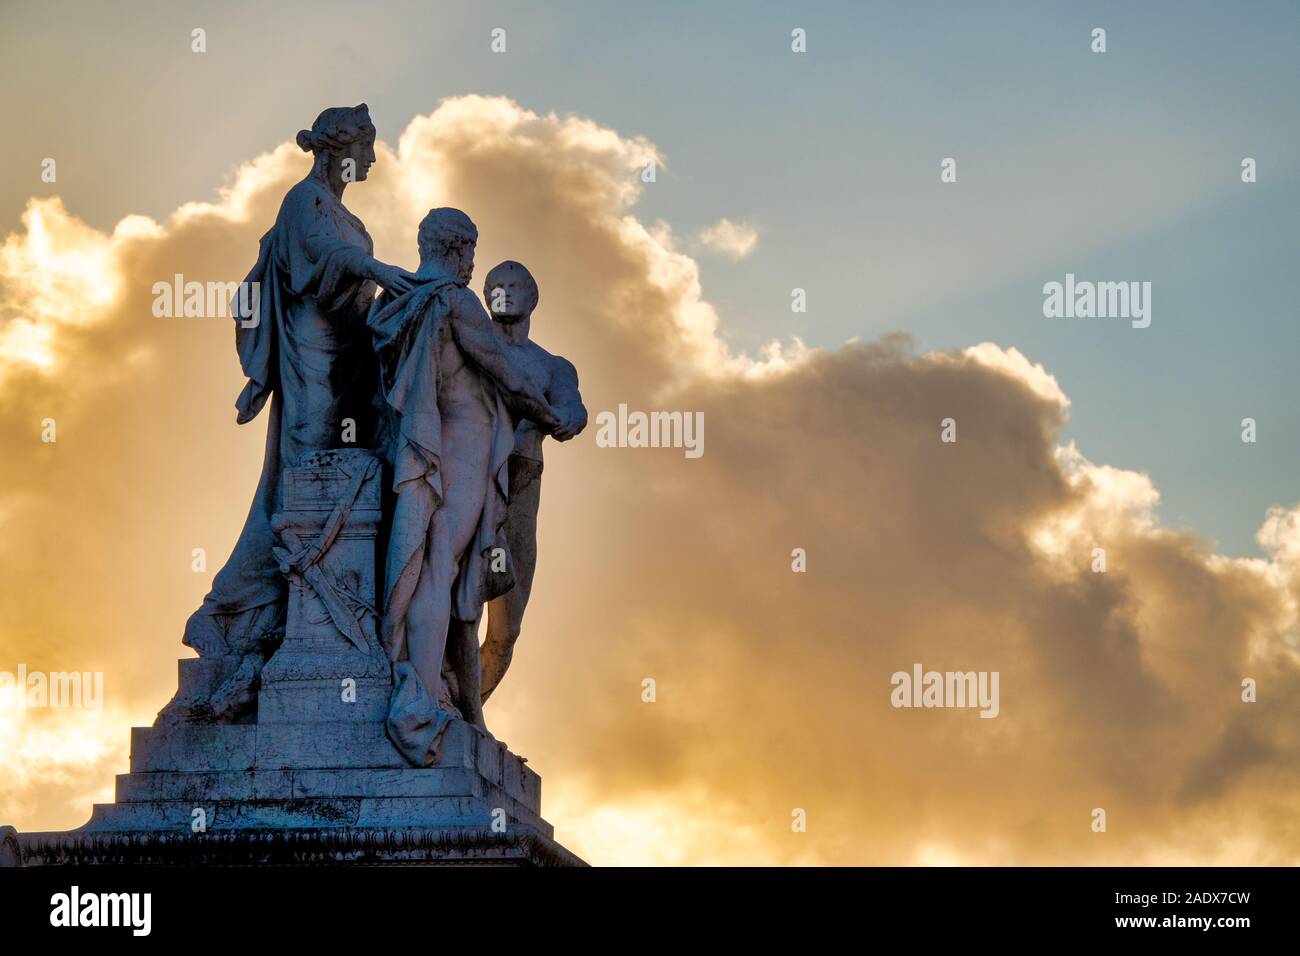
[1,1,1299,865]
[4,0,1297,554]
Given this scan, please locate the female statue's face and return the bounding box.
[337,132,377,182]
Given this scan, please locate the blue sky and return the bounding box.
[3,0,1298,552]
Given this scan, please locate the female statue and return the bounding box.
[162,104,417,724]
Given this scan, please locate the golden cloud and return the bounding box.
[1,96,1297,864]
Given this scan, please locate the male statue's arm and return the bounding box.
[450,290,561,432]
[548,357,587,442]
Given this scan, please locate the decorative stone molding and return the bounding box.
[14,825,583,867]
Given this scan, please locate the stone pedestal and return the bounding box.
[6,450,584,867]
[259,448,391,722]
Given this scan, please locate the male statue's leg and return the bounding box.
[406,413,492,710]
[481,470,540,702]
[481,590,522,703]
[445,617,487,731]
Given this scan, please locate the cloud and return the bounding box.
[1,96,1298,864]
[0,704,123,830]
[694,217,759,260]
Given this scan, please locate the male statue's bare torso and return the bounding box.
[479,266,586,701]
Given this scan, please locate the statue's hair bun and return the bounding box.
[297,105,373,155]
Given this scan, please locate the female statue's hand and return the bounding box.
[369,260,420,296]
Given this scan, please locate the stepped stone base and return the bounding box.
[4,695,584,867]
[1,451,586,867]
[6,715,581,866]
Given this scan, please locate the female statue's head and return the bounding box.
[297,103,377,182]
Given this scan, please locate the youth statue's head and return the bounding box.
[297,103,377,183]
[417,208,479,283]
[483,260,539,325]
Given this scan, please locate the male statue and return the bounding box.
[478,260,588,702]
[369,211,561,764]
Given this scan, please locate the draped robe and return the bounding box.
[181,178,379,664]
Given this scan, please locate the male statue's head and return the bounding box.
[297,103,377,183]
[483,260,540,326]
[417,208,479,283]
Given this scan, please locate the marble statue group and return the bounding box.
[159,103,587,765]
